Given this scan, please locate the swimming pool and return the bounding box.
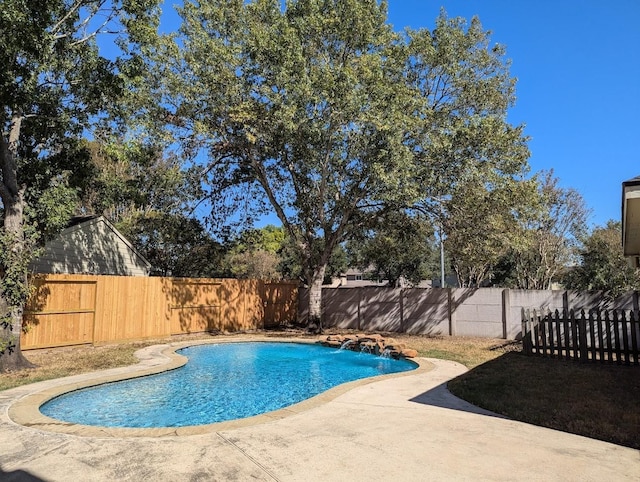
[40,342,417,428]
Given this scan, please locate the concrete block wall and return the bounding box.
[451,288,504,338]
[323,288,360,329]
[360,288,402,332]
[298,287,640,340]
[508,290,565,340]
[402,288,449,335]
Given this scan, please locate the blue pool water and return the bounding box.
[41,342,417,428]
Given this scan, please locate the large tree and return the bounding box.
[0,1,159,370]
[346,210,438,287]
[443,174,531,287]
[150,1,529,329]
[564,220,640,296]
[224,225,286,279]
[495,171,589,289]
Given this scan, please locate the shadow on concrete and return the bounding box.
[0,467,46,481]
[408,381,507,419]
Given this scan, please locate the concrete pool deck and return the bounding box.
[1,338,639,481]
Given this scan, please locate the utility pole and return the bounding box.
[439,197,445,288]
[440,224,445,288]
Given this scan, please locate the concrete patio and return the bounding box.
[1,340,638,481]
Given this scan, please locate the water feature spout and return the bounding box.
[340,339,355,350]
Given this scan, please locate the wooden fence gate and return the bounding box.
[522,308,640,365]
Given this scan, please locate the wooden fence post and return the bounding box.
[448,288,456,336]
[521,308,531,354]
[357,288,362,331]
[399,288,405,333]
[502,289,510,340]
[562,291,570,314]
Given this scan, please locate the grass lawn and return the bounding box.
[1,331,638,449]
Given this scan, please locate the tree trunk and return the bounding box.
[0,115,34,371]
[306,265,326,334]
[0,191,34,371]
[0,297,33,372]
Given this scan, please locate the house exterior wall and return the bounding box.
[30,218,150,276]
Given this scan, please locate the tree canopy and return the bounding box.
[347,210,438,287]
[0,0,160,370]
[564,220,640,296]
[147,0,529,328]
[483,171,588,289]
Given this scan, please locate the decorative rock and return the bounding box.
[400,348,418,358]
[324,340,342,348]
[385,343,406,351]
[317,333,417,359]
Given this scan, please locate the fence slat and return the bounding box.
[562,310,571,361]
[555,311,563,359]
[597,310,606,363]
[612,311,622,365]
[588,310,597,361]
[540,312,548,357]
[547,311,555,356]
[578,310,588,363]
[605,311,614,362]
[570,310,579,359]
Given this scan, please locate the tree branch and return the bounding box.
[51,0,86,36]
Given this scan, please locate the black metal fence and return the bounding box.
[521,308,640,365]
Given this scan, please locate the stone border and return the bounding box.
[7,337,433,438]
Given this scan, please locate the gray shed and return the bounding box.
[30,215,151,276]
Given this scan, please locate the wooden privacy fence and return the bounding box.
[22,274,298,350]
[521,308,640,365]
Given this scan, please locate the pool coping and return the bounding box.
[6,337,433,438]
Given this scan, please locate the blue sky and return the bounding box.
[154,0,639,228]
[384,0,639,228]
